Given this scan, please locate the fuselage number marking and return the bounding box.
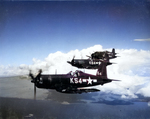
[70,77,97,84]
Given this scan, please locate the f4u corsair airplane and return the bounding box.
[91,48,117,60]
[29,60,119,94]
[67,48,117,69]
[67,56,112,69]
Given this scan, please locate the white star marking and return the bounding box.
[87,77,93,85]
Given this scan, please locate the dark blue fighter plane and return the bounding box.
[29,60,119,95]
[67,48,117,69]
[91,48,118,59]
[67,56,112,69]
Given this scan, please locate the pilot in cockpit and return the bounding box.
[74,70,80,77]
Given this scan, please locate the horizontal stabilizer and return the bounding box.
[109,62,117,64]
[110,79,120,81]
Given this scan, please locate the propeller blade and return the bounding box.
[67,61,72,64]
[67,56,75,65]
[29,70,37,100]
[71,55,75,63]
[34,83,36,100]
[67,55,75,65]
[73,55,75,59]
[33,69,42,100]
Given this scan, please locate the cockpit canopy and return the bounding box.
[67,70,84,77]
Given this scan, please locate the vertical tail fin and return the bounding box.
[112,48,118,58]
[112,48,115,57]
[96,61,107,79]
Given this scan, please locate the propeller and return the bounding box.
[34,82,36,100]
[29,70,36,99]
[67,56,75,65]
[29,69,42,100]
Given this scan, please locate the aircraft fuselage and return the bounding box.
[33,71,111,93]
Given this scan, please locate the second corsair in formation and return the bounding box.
[67,48,117,69]
[29,48,119,94]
